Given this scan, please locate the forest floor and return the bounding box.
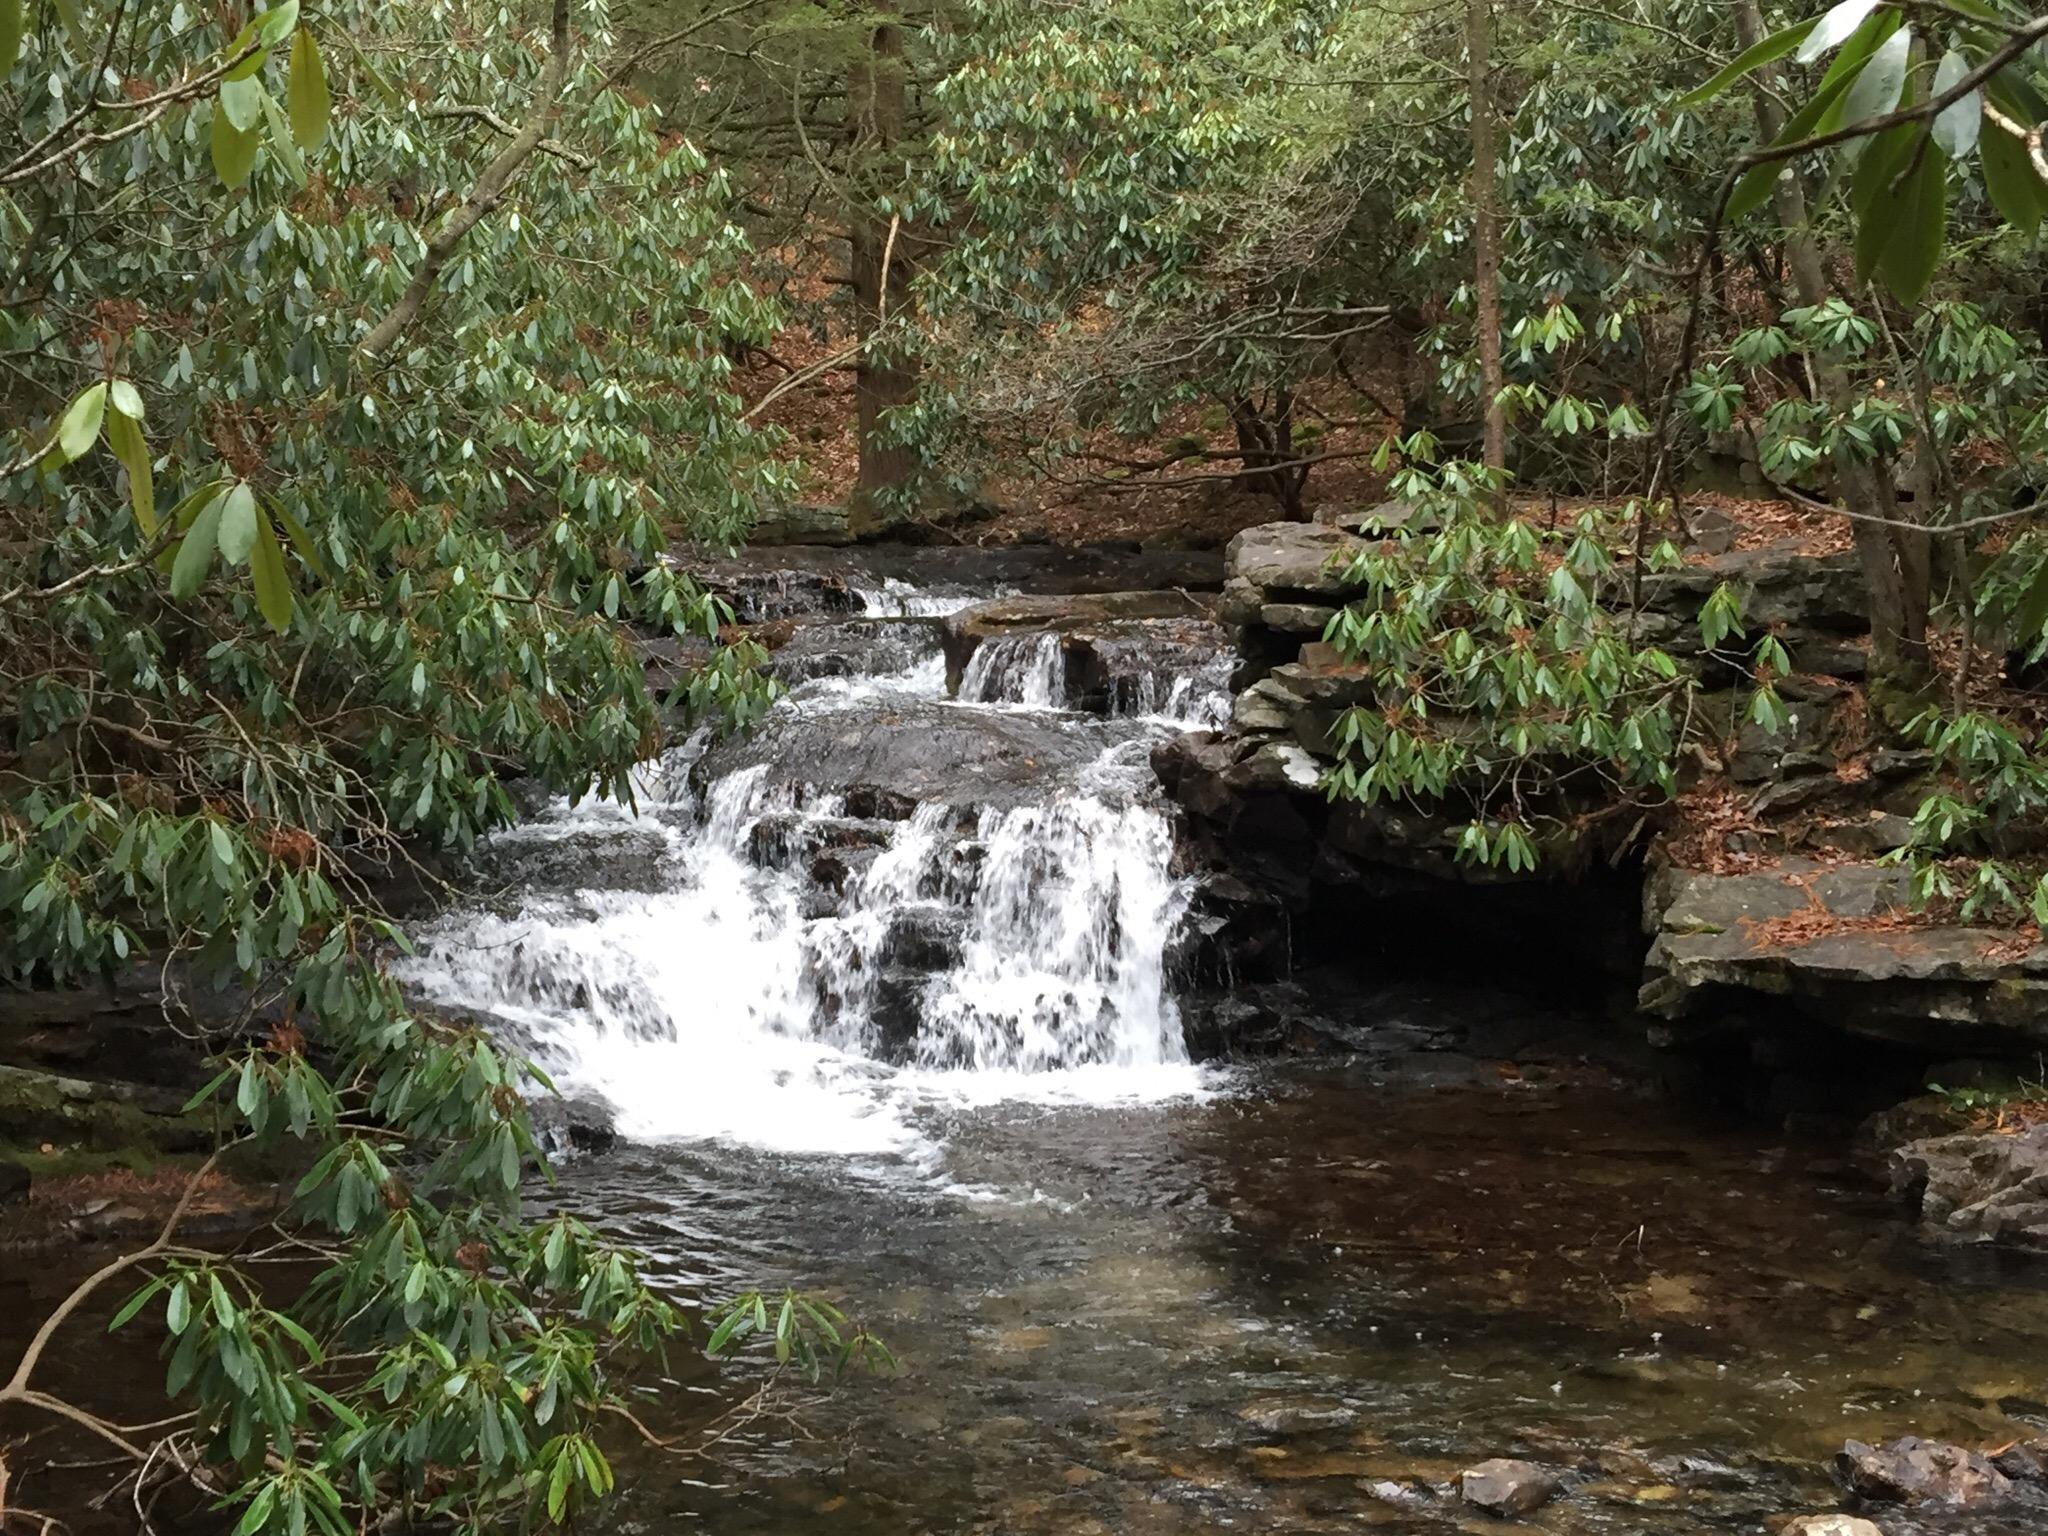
[731,306,1852,555]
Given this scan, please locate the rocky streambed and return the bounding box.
[414,536,2048,1534]
[13,535,2048,1536]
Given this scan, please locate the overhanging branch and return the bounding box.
[355,0,575,361]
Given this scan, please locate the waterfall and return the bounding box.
[958,632,1067,708]
[399,577,1222,1159]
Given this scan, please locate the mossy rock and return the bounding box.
[0,1064,215,1158]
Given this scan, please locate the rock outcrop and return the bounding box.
[1167,510,2048,1137]
[1886,1121,2048,1248]
[1640,860,2048,1050]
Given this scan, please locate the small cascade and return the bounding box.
[916,799,1188,1072]
[401,570,1229,1159]
[1106,652,1234,729]
[958,632,1066,708]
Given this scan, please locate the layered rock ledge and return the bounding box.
[1165,511,2048,1070]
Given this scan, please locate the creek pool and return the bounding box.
[546,1059,2048,1536]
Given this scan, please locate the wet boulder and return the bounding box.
[876,907,965,972]
[1888,1121,2048,1248]
[1835,1436,2017,1508]
[1779,1517,1883,1536]
[746,812,894,876]
[1459,1458,1563,1516]
[697,695,1156,814]
[527,1092,618,1157]
[467,820,681,896]
[768,617,942,684]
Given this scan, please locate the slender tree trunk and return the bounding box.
[1229,391,1306,519]
[1466,0,1507,478]
[1734,0,1930,685]
[847,23,918,530]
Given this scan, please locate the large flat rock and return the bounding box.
[1641,859,2048,1047]
[1224,521,1368,600]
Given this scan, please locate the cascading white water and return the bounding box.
[916,798,1187,1072]
[958,632,1067,708]
[399,579,1228,1161]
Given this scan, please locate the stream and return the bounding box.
[388,547,2048,1534]
[16,546,2048,1534]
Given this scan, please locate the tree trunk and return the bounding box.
[1229,391,1307,519]
[1466,0,1507,479]
[847,23,918,531]
[1733,0,1930,684]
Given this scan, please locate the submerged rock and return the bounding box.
[1835,1436,2017,1508]
[1234,1393,1356,1434]
[1458,1458,1562,1516]
[1780,1517,1883,1536]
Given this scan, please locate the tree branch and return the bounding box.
[600,0,779,93]
[356,0,575,361]
[426,104,595,171]
[0,1151,224,1455]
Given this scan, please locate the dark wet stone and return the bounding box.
[529,1093,618,1157]
[1459,1458,1562,1516]
[940,591,1217,695]
[468,821,679,895]
[708,565,863,623]
[1835,1436,2017,1508]
[877,907,965,972]
[768,618,942,684]
[746,813,894,874]
[863,969,932,1063]
[696,696,1156,813]
[1889,1122,2048,1248]
[0,1160,28,1204]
